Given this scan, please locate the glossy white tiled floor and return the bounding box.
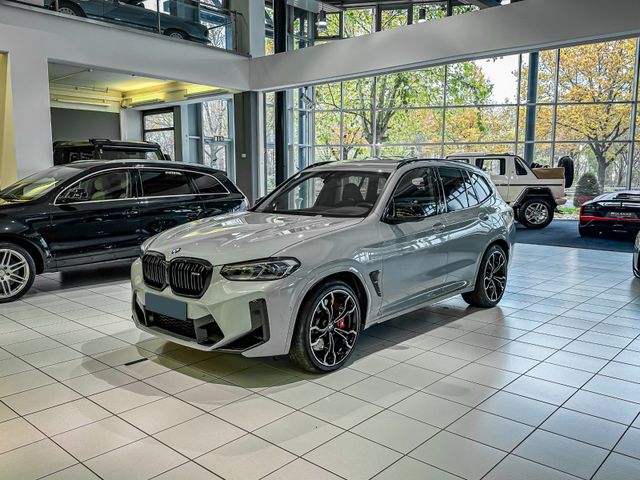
[1,244,640,479]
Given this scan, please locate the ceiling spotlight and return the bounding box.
[417,8,427,23]
[317,10,327,32]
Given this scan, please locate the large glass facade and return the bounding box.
[270,37,640,206]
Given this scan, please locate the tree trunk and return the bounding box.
[596,156,607,191]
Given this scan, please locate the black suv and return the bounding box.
[53,139,169,165]
[0,160,247,302]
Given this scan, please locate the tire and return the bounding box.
[289,280,362,373]
[558,156,575,188]
[0,243,36,303]
[518,198,554,229]
[55,1,85,16]
[164,29,188,40]
[462,244,508,308]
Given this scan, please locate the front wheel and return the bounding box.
[462,244,508,308]
[518,198,554,229]
[0,243,36,303]
[289,280,361,373]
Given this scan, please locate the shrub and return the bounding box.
[574,172,602,207]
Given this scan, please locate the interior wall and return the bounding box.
[50,107,120,142]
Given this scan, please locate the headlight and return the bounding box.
[220,258,300,281]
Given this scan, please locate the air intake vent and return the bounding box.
[168,259,213,298]
[142,253,167,290]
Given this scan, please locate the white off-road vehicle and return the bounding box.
[447,153,573,229]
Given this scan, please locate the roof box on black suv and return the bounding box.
[53,139,170,165]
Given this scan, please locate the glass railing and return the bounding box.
[32,0,242,51]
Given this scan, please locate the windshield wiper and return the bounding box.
[0,193,19,201]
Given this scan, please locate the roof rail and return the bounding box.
[303,161,334,170]
[396,158,444,169]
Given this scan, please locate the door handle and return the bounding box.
[432,222,445,233]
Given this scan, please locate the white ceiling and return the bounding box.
[48,63,180,92]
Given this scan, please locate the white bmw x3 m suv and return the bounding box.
[131,159,515,372]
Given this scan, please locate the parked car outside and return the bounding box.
[0,160,247,302]
[53,139,169,165]
[131,158,515,372]
[46,0,210,44]
[580,190,640,237]
[447,152,573,229]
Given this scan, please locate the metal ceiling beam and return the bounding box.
[250,0,640,91]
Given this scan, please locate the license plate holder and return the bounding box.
[146,293,187,321]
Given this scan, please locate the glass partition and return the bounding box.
[43,0,240,51]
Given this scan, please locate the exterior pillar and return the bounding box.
[274,0,288,185]
[9,49,52,180]
[524,52,539,165]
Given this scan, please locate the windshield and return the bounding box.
[254,170,389,218]
[0,166,81,201]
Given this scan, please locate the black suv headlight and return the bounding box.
[220,258,300,281]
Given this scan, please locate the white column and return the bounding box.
[9,47,52,179]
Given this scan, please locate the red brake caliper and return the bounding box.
[333,300,345,329]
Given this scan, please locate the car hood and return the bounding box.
[145,212,363,265]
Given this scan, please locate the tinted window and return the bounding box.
[439,167,469,211]
[140,170,194,197]
[392,168,440,218]
[189,172,228,194]
[470,173,493,203]
[515,159,528,176]
[71,170,132,202]
[477,158,505,175]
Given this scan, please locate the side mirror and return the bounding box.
[59,188,88,204]
[384,201,428,224]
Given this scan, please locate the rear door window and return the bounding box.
[439,167,470,211]
[140,170,195,197]
[476,158,505,175]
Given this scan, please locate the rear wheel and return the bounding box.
[519,198,554,229]
[462,244,508,308]
[164,29,188,40]
[0,243,36,303]
[55,1,85,16]
[289,280,361,373]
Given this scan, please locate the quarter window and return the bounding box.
[140,170,194,197]
[439,167,470,211]
[189,173,228,195]
[68,170,132,202]
[476,158,505,175]
[470,173,493,203]
[392,168,441,218]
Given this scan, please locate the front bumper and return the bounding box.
[130,258,300,357]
